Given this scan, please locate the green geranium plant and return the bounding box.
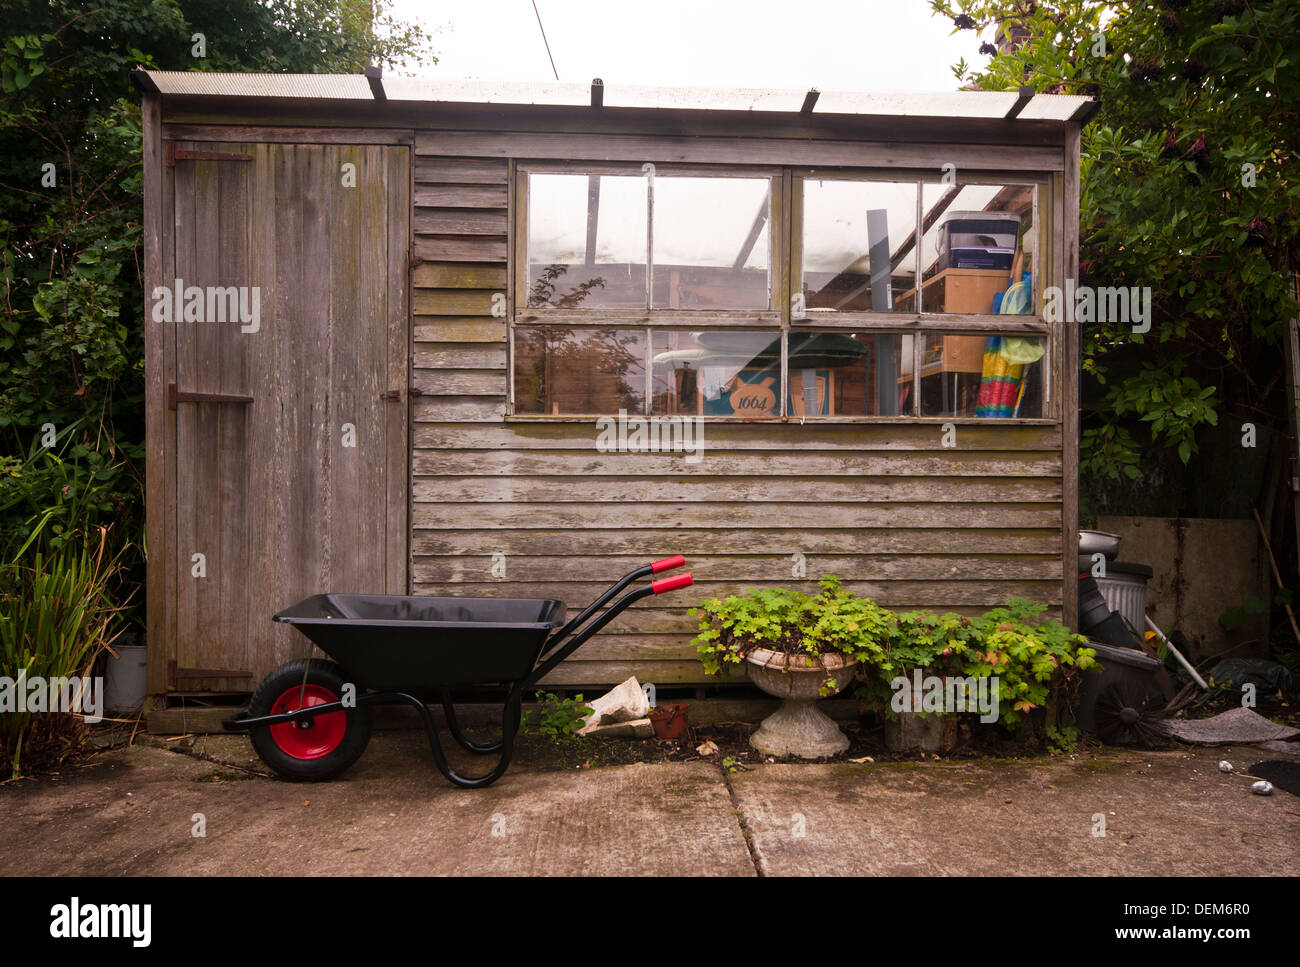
[691,576,893,682]
[859,599,1098,733]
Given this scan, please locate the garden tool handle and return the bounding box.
[651,573,694,595]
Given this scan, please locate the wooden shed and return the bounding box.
[134,70,1092,723]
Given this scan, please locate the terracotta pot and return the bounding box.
[649,703,689,739]
[745,647,858,758]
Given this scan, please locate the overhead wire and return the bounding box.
[530,0,560,81]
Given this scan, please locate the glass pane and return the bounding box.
[917,183,1038,314]
[527,174,648,308]
[651,177,772,309]
[514,328,646,414]
[787,332,914,417]
[801,180,918,313]
[650,331,781,418]
[917,334,1044,418]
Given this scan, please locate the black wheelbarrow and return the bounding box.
[223,557,694,788]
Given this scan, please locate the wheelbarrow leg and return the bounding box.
[390,691,519,788]
[440,688,509,754]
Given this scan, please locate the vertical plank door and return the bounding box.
[166,142,409,692]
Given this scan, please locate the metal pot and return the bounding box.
[1078,529,1121,559]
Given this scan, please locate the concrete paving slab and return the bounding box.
[0,732,755,877]
[729,745,1300,876]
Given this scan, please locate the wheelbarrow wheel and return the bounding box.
[248,659,371,781]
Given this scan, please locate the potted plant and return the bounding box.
[869,610,982,753]
[963,599,1097,745]
[861,600,1097,752]
[692,577,892,758]
[649,702,689,739]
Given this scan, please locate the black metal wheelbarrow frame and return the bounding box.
[223,557,693,788]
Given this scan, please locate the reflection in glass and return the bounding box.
[514,328,646,414]
[652,178,771,309]
[802,181,918,313]
[527,174,647,308]
[527,173,774,311]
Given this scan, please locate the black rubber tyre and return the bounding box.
[248,659,371,781]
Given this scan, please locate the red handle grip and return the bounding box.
[650,554,686,574]
[651,572,694,595]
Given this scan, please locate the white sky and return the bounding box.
[391,0,991,90]
[390,1,1006,284]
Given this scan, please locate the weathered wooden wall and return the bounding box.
[409,147,1065,689]
[147,105,1076,698]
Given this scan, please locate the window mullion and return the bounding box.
[915,182,925,315]
[644,326,652,416]
[645,171,654,311]
[912,334,921,417]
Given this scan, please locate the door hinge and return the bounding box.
[167,660,252,689]
[168,384,255,410]
[165,141,254,167]
[381,387,424,401]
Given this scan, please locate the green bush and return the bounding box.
[691,576,893,678]
[692,577,1097,735]
[525,692,593,739]
[863,599,1096,731]
[0,525,132,777]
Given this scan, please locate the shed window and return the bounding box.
[651,331,780,419]
[799,177,1040,316]
[525,171,773,311]
[514,327,646,415]
[915,334,1044,418]
[527,174,647,309]
[914,182,1039,315]
[787,332,913,417]
[512,164,1052,420]
[801,180,918,312]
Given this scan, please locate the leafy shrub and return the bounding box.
[526,691,593,739]
[692,576,1097,735]
[958,599,1097,731]
[0,525,132,777]
[691,576,893,677]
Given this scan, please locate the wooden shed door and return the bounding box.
[167,142,409,690]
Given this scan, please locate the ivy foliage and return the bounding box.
[0,1,435,611]
[931,0,1299,485]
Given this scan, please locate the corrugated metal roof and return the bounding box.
[138,71,1093,121]
[144,71,373,99]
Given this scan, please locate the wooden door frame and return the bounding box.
[143,115,413,700]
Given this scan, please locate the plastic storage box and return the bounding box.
[937,210,1021,271]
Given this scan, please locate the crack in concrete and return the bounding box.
[717,762,764,877]
[160,743,271,778]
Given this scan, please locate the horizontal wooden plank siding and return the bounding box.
[412,148,1066,690]
[414,131,1064,171]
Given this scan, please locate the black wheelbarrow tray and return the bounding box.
[223,557,694,788]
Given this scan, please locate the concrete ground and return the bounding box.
[1,732,1296,876]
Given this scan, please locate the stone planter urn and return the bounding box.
[745,646,858,758]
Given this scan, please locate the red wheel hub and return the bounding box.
[268,684,346,759]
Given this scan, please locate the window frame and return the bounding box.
[514,161,786,327]
[509,160,1059,423]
